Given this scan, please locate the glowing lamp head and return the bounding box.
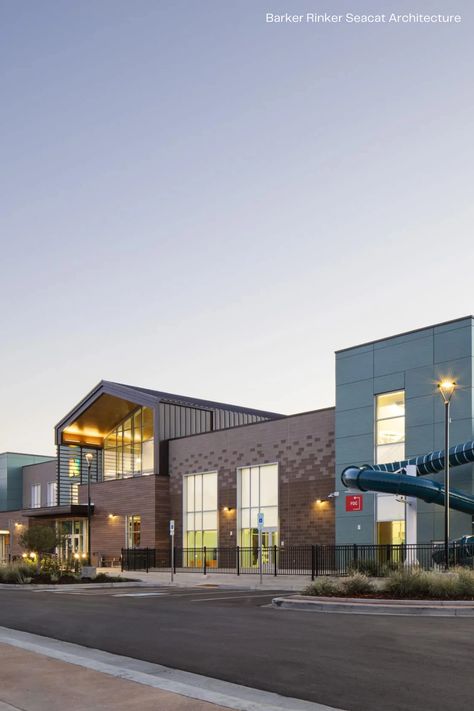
[84,452,94,465]
[438,380,457,403]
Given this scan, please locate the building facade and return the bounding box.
[1,315,473,565]
[335,316,474,545]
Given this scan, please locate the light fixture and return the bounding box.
[224,506,234,513]
[85,452,94,465]
[74,553,80,560]
[316,499,322,504]
[437,380,457,403]
[108,513,116,519]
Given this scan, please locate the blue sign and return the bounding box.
[257,512,264,528]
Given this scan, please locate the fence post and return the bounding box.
[237,545,240,576]
[203,546,207,575]
[274,544,277,577]
[353,543,358,567]
[311,545,315,581]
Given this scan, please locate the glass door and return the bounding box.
[262,528,278,571]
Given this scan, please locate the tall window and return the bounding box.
[375,391,406,545]
[375,391,405,464]
[238,463,278,547]
[104,407,154,480]
[184,472,218,549]
[47,481,57,507]
[31,484,41,508]
[126,515,141,548]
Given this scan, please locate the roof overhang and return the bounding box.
[55,381,159,446]
[22,505,94,518]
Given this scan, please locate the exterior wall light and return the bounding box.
[108,513,116,519]
[224,506,234,512]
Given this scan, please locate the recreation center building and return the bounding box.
[0,315,473,564]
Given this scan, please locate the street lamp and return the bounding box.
[84,452,94,566]
[437,380,456,570]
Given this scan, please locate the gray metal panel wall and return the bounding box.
[335,318,474,545]
[57,445,102,506]
[158,404,212,440]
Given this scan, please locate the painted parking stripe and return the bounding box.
[113,592,168,597]
[190,593,280,602]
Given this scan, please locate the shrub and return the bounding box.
[303,577,341,597]
[342,573,374,596]
[0,562,35,584]
[455,568,474,598]
[348,560,380,577]
[40,556,61,581]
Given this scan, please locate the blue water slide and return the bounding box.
[341,440,474,515]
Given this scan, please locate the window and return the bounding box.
[238,463,278,548]
[126,515,141,548]
[31,484,41,509]
[46,481,57,507]
[184,471,218,550]
[375,391,405,464]
[375,391,405,544]
[104,407,154,480]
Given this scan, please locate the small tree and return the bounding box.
[19,525,59,559]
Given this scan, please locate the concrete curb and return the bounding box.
[0,626,343,711]
[0,581,157,591]
[272,595,474,616]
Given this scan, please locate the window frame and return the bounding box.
[183,470,218,549]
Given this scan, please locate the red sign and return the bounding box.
[346,495,363,512]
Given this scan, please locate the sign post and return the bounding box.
[257,512,264,585]
[169,520,175,583]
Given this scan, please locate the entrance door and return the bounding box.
[261,528,278,571]
[57,520,87,564]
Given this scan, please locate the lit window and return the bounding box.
[238,463,279,553]
[184,472,218,558]
[31,484,41,509]
[104,407,154,480]
[126,515,141,548]
[375,391,405,464]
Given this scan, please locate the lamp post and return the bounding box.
[84,452,94,566]
[437,380,456,570]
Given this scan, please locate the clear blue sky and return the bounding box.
[1,0,473,454]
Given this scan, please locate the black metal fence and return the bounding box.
[121,542,474,578]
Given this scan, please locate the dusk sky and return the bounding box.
[1,0,473,454]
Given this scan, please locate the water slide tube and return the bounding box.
[341,440,474,515]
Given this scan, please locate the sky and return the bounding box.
[1,0,473,454]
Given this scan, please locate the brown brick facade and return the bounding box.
[168,408,335,547]
[78,474,171,562]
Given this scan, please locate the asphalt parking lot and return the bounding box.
[1,584,474,711]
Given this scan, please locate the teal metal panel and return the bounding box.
[336,351,374,386]
[336,379,374,412]
[374,336,434,377]
[434,326,472,363]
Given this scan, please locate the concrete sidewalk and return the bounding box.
[0,643,228,711]
[99,567,312,590]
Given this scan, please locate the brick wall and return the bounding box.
[168,408,335,548]
[0,510,29,558]
[78,475,161,561]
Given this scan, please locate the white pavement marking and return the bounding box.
[0,626,344,711]
[191,593,278,602]
[113,592,168,597]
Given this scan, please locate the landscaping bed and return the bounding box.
[0,562,136,585]
[302,568,474,601]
